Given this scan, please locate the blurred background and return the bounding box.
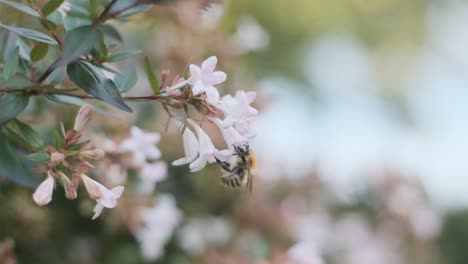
[3,0,468,263]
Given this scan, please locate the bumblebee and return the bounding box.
[215,144,257,192]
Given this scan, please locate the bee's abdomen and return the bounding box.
[221,170,245,189]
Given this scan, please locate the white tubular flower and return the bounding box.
[80,174,124,220]
[172,119,218,172]
[215,91,257,146]
[186,119,218,172]
[187,56,227,106]
[120,126,162,167]
[32,172,55,206]
[172,125,199,166]
[74,104,94,131]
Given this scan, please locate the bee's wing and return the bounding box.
[245,172,253,193]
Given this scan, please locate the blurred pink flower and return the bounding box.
[32,172,55,206]
[288,240,324,264]
[187,56,226,105]
[135,194,182,261]
[80,174,124,219]
[120,126,162,166]
[139,162,168,193]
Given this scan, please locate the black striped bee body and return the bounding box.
[215,144,257,192]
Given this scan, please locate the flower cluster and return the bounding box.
[170,56,258,172]
[32,104,124,219]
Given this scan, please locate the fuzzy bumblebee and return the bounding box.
[215,144,257,192]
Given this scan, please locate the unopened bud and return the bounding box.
[59,172,77,200]
[79,148,105,160]
[49,152,65,167]
[74,104,93,131]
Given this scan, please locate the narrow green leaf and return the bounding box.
[41,0,64,17]
[45,94,88,107]
[0,0,40,17]
[40,19,57,31]
[26,152,51,163]
[66,61,132,112]
[52,129,64,149]
[98,24,123,42]
[0,23,58,45]
[53,26,99,67]
[114,65,137,93]
[107,49,142,62]
[111,1,152,18]
[144,56,160,94]
[0,93,29,124]
[30,43,49,62]
[4,118,44,150]
[0,140,41,187]
[3,46,19,80]
[68,140,90,152]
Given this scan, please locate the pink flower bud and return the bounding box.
[59,172,77,200]
[74,104,94,131]
[79,148,105,160]
[32,172,55,206]
[49,152,65,167]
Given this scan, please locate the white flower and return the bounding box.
[187,56,227,105]
[215,91,258,146]
[172,125,199,166]
[57,0,71,18]
[80,174,124,220]
[135,194,182,261]
[120,126,162,166]
[187,119,218,172]
[139,162,168,193]
[32,172,55,206]
[172,119,218,172]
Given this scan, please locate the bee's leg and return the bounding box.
[215,157,233,172]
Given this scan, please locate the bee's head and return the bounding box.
[233,143,250,156]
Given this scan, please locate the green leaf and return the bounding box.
[144,56,160,94]
[0,140,41,187]
[67,61,132,112]
[52,26,99,68]
[0,93,29,124]
[98,24,122,42]
[26,151,51,163]
[45,94,88,107]
[40,19,57,31]
[0,23,58,45]
[0,0,40,17]
[68,140,90,152]
[111,1,152,18]
[30,43,49,62]
[41,0,64,17]
[52,129,64,149]
[114,65,137,93]
[107,49,142,62]
[4,118,44,150]
[3,46,19,80]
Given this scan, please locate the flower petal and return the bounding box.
[172,127,199,166]
[191,81,205,95]
[92,203,104,220]
[111,186,125,198]
[204,86,220,106]
[208,71,227,85]
[187,65,201,85]
[201,56,217,73]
